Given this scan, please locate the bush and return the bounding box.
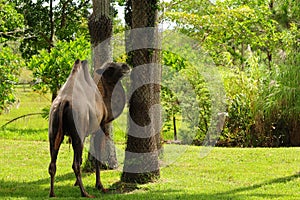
[218,67,258,147]
[0,46,21,114]
[219,49,300,147]
[161,51,211,144]
[28,36,91,101]
[254,64,300,146]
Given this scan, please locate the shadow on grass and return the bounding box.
[215,172,300,199]
[0,172,98,199]
[0,127,48,134]
[0,127,48,141]
[215,172,300,197]
[108,181,139,194]
[0,172,299,199]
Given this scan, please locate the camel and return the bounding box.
[48,59,129,197]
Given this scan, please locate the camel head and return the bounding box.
[95,62,130,122]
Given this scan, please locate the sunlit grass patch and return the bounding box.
[1,139,300,200]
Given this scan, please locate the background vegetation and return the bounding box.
[1,0,300,146]
[163,0,300,147]
[1,0,300,198]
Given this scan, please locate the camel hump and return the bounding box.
[71,59,82,75]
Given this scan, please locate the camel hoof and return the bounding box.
[95,184,108,193]
[82,192,95,198]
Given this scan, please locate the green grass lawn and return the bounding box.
[1,139,300,199]
[0,86,50,141]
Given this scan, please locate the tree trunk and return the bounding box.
[121,0,162,183]
[89,0,112,70]
[83,0,118,172]
[49,0,54,53]
[173,116,177,141]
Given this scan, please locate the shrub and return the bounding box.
[0,46,21,114]
[28,36,91,101]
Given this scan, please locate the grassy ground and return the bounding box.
[1,86,300,199]
[0,86,50,141]
[1,139,300,199]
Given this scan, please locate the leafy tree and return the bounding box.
[166,1,281,70]
[163,0,300,147]
[161,51,183,140]
[161,51,211,144]
[0,1,24,113]
[12,0,91,59]
[0,0,25,43]
[0,1,24,45]
[270,0,300,29]
[28,36,90,101]
[0,47,22,114]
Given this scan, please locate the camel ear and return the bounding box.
[96,66,115,77]
[96,68,104,75]
[121,63,130,74]
[75,59,80,64]
[81,60,88,66]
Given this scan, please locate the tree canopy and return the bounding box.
[12,0,91,58]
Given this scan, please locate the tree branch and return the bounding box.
[1,113,43,129]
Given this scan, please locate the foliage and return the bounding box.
[253,24,300,146]
[219,67,258,147]
[180,67,211,145]
[12,0,91,59]
[165,0,300,147]
[270,0,300,29]
[0,1,25,113]
[166,1,281,69]
[161,51,184,140]
[0,47,23,114]
[161,51,211,144]
[28,36,91,100]
[0,0,24,43]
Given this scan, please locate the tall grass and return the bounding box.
[220,57,300,147]
[255,63,300,146]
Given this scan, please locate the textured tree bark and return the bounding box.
[89,0,112,71]
[49,0,54,53]
[121,0,162,183]
[173,116,177,141]
[83,0,118,171]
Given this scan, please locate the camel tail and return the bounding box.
[53,101,69,150]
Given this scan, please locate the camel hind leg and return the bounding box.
[71,134,94,198]
[48,130,64,197]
